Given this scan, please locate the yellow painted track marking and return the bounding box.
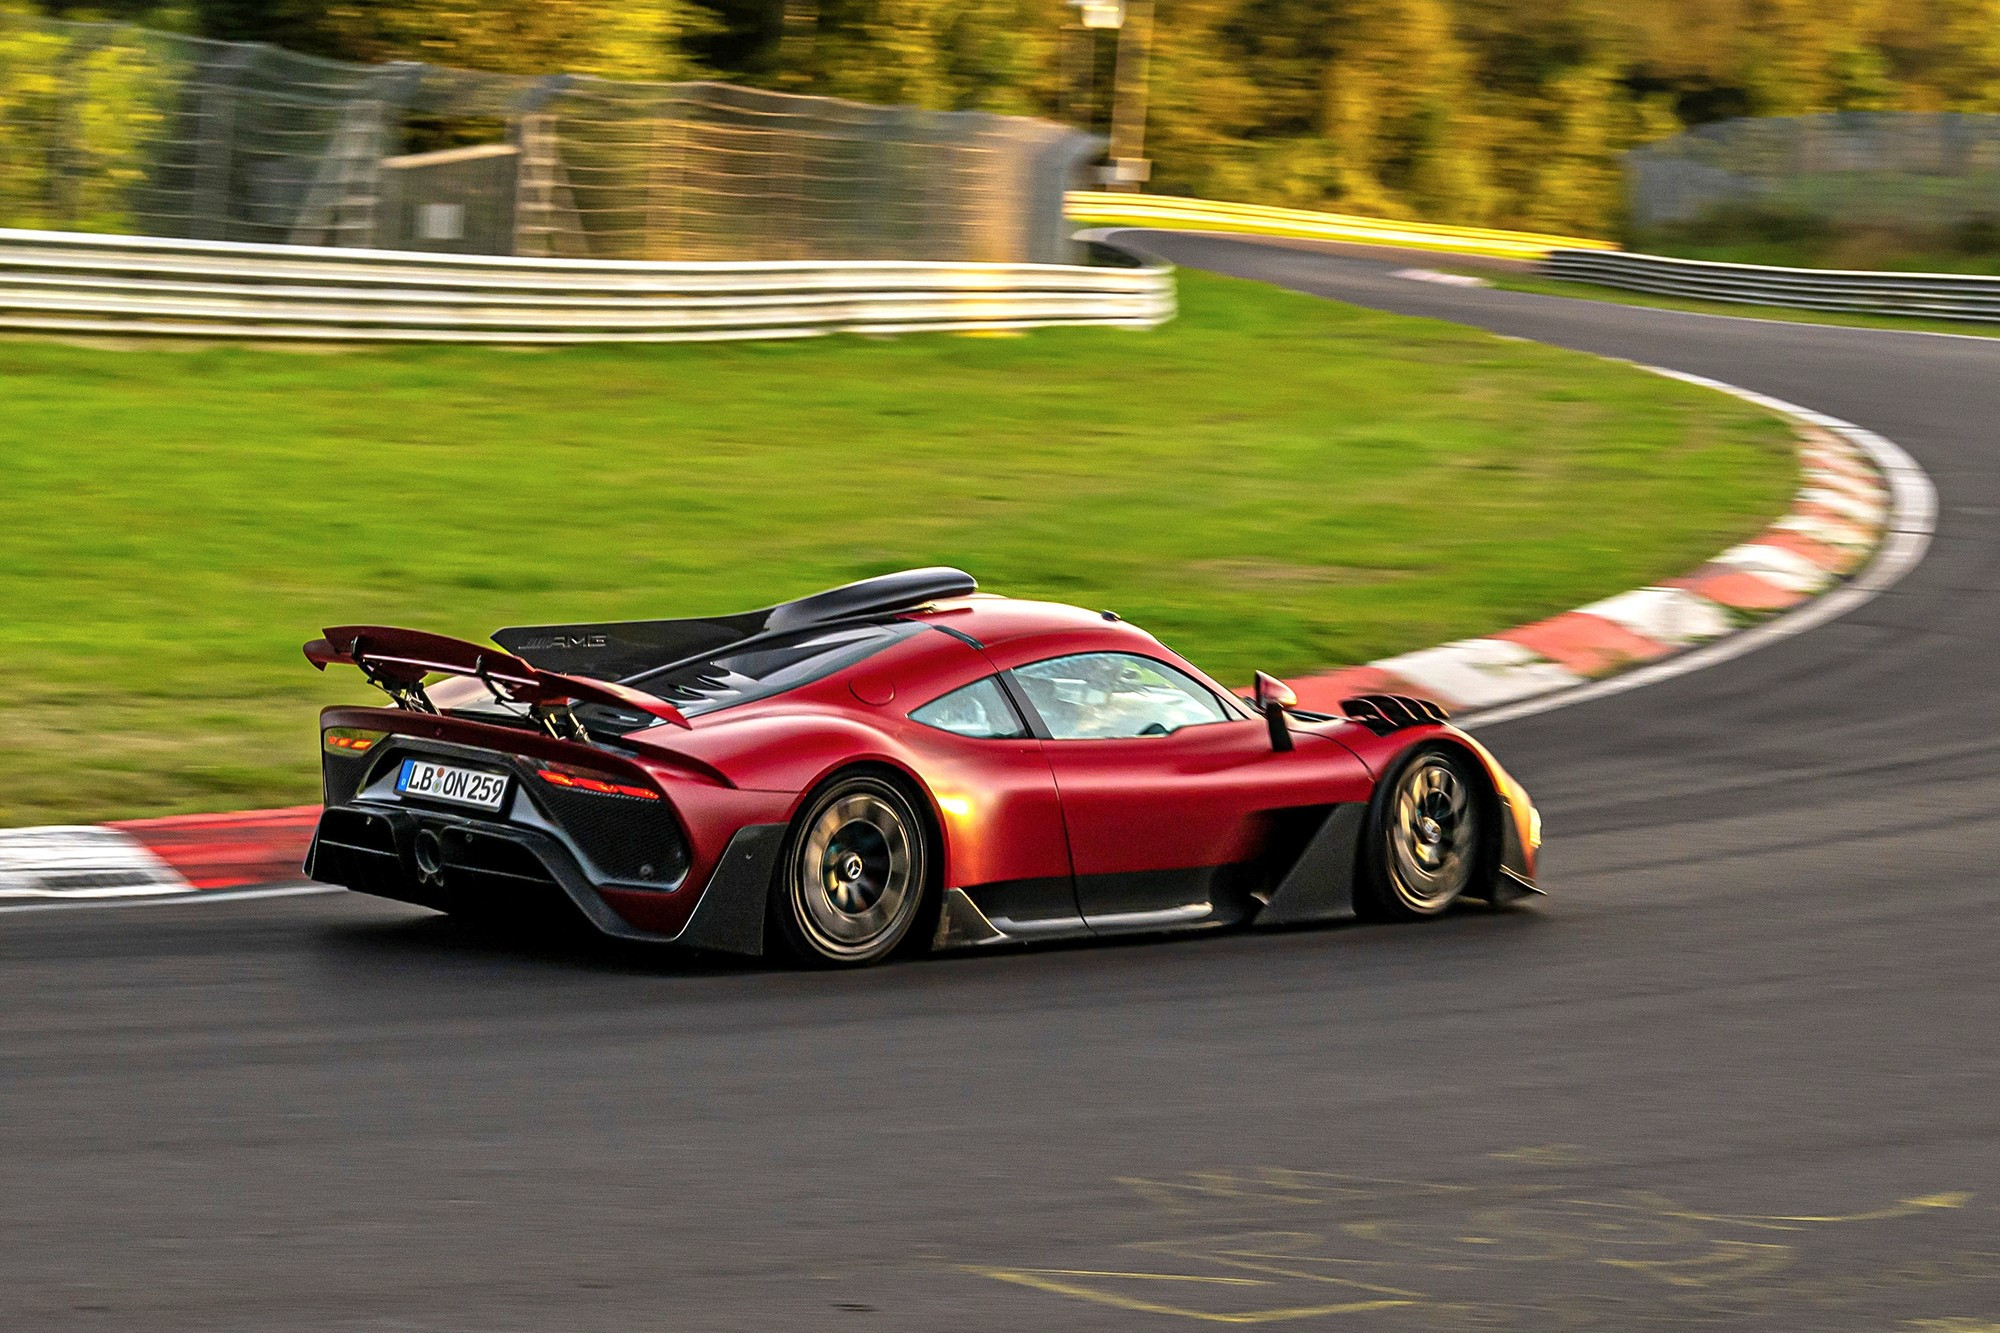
[964,1265,1413,1324]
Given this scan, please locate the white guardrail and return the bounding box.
[1543,248,2000,324]
[0,229,1175,343]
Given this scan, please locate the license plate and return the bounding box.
[395,758,508,812]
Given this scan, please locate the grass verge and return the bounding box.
[0,269,1795,825]
[1642,235,2000,276]
[1482,271,2000,339]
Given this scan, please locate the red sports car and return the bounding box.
[303,569,1541,966]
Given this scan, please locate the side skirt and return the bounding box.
[938,860,1287,951]
[932,887,1009,950]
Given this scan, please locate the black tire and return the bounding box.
[1355,743,1488,922]
[770,773,931,967]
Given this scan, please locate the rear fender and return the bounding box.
[639,713,1001,906]
[630,711,921,799]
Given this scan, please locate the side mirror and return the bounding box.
[1252,671,1297,752]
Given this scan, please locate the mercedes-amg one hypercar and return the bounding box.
[302,568,1541,966]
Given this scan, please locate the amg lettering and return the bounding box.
[518,633,609,651]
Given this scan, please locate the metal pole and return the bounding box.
[192,44,259,241]
[1058,23,1091,129]
[778,0,818,91]
[509,75,572,257]
[1105,0,1153,192]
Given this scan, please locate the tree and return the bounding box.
[19,0,2000,240]
[0,12,174,231]
[750,0,1063,112]
[307,1,714,80]
[1145,0,1269,198]
[1524,58,1623,233]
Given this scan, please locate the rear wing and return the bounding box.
[304,625,692,732]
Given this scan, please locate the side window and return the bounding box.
[1011,653,1231,740]
[909,675,1029,739]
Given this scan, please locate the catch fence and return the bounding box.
[1543,247,2000,324]
[0,15,1096,264]
[1629,113,2000,239]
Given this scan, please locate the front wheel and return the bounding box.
[772,774,930,966]
[1356,744,1487,922]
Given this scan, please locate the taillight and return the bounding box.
[323,727,384,754]
[536,764,660,801]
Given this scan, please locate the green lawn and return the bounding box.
[0,270,1796,825]
[1645,237,2000,276]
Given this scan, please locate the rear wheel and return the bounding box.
[1356,744,1486,922]
[772,774,930,966]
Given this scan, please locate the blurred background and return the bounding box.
[11,0,2000,266]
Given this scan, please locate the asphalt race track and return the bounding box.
[7,235,2000,1332]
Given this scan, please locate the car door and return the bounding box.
[1005,651,1334,933]
[900,672,1086,939]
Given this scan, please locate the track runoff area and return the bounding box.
[5,234,1997,1331]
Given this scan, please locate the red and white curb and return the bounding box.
[0,807,321,908]
[0,827,189,900]
[0,369,1934,908]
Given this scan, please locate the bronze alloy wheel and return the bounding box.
[1360,745,1485,921]
[780,775,928,965]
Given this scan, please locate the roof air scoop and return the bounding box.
[764,567,977,633]
[494,568,980,682]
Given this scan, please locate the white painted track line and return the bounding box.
[0,884,340,915]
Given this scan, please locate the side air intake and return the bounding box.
[1340,693,1451,734]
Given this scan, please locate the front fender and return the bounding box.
[1444,730,1541,895]
[1337,722,1541,896]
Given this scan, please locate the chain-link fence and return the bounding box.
[0,14,1099,263]
[1629,113,2000,240]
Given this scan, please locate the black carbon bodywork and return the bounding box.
[308,805,789,949]
[324,735,691,884]
[1340,694,1452,733]
[1254,803,1367,926]
[304,733,787,949]
[320,745,375,808]
[308,803,666,940]
[929,802,1376,950]
[1490,794,1541,902]
[674,824,786,957]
